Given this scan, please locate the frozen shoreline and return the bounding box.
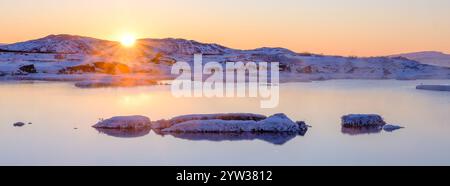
[1,72,450,88]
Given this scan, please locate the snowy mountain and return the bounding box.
[390,51,450,68]
[138,38,232,55]
[0,34,118,54]
[0,34,449,81]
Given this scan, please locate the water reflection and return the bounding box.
[160,132,301,145]
[341,126,383,136]
[97,127,304,145]
[95,127,151,138]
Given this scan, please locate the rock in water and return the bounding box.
[296,121,309,136]
[92,115,151,129]
[383,124,404,132]
[19,64,37,73]
[13,122,26,127]
[161,113,302,133]
[341,114,386,127]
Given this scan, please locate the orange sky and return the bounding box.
[0,0,449,56]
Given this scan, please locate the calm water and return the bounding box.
[0,80,449,165]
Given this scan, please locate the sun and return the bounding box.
[120,34,136,47]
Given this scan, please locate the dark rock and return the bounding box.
[13,122,26,127]
[19,64,37,73]
[59,62,131,74]
[296,121,309,136]
[59,64,96,74]
[93,62,131,74]
[296,66,318,74]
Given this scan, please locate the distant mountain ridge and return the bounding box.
[390,51,450,67]
[0,34,300,56]
[0,34,449,81]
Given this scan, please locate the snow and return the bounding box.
[0,34,116,54]
[161,113,303,133]
[416,85,450,92]
[390,51,450,68]
[341,114,386,127]
[92,115,151,129]
[383,125,404,132]
[1,34,450,86]
[152,113,267,129]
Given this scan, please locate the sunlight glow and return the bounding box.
[120,34,136,47]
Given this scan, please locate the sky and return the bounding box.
[0,0,449,56]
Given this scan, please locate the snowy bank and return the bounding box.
[416,85,450,92]
[92,115,151,129]
[160,113,306,133]
[341,114,386,127]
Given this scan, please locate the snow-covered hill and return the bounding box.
[138,38,232,55]
[0,34,449,81]
[390,51,450,68]
[0,34,118,54]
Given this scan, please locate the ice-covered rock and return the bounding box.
[161,113,303,133]
[92,115,151,129]
[341,114,386,127]
[152,113,267,129]
[383,124,404,132]
[416,85,450,92]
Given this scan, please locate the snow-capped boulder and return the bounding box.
[416,85,450,92]
[152,113,267,129]
[341,114,386,127]
[383,124,404,132]
[161,113,303,133]
[92,115,151,129]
